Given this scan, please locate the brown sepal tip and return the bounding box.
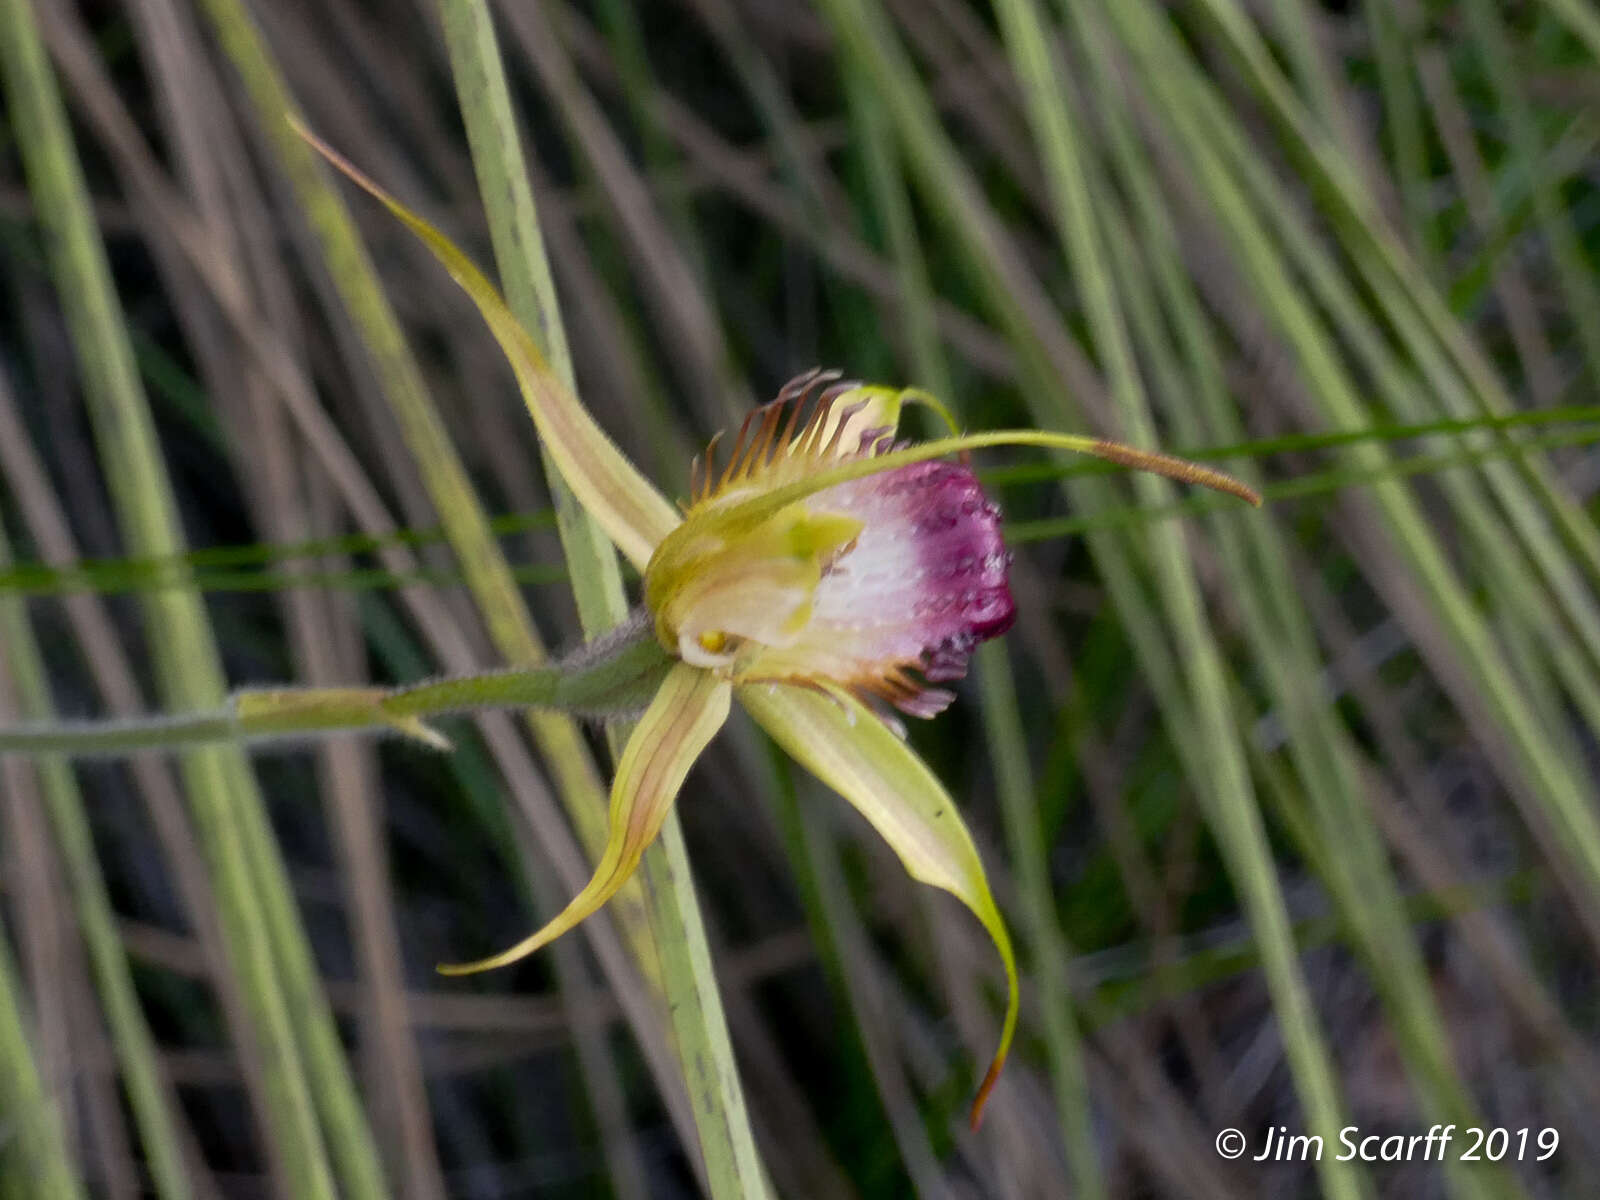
[1091,439,1262,507]
[968,1051,1008,1130]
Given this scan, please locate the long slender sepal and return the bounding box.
[650,426,1260,587]
[439,661,731,975]
[750,428,1259,518]
[737,680,1020,1129]
[293,120,681,569]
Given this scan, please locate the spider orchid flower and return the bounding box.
[298,129,1261,1127]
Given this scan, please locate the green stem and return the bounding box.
[382,612,668,717]
[0,713,236,757]
[0,613,674,757]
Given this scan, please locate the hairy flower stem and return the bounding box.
[0,609,672,758]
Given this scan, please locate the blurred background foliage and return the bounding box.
[1,0,1599,1196]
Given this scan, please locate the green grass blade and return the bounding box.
[0,523,195,1200]
[1177,0,1600,607]
[1104,0,1600,929]
[434,0,626,631]
[1460,0,1600,391]
[1364,0,1436,262]
[846,61,1105,1187]
[0,3,368,1196]
[1079,62,1515,1192]
[194,0,692,991]
[774,760,956,1195]
[193,0,649,990]
[0,932,84,1200]
[1538,0,1600,65]
[436,2,766,1190]
[195,0,767,1190]
[979,3,1358,1190]
[976,643,1105,1197]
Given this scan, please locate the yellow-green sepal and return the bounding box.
[439,662,730,975]
[296,122,680,569]
[736,680,1019,1127]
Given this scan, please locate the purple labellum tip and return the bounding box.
[792,460,1016,716]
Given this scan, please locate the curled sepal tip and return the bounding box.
[736,681,1019,1128]
[437,662,731,976]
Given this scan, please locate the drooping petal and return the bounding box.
[297,123,680,568]
[439,663,730,975]
[734,460,1015,716]
[737,680,1019,1128]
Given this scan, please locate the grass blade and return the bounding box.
[0,2,370,1195]
[0,934,83,1200]
[0,522,196,1200]
[435,2,768,1190]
